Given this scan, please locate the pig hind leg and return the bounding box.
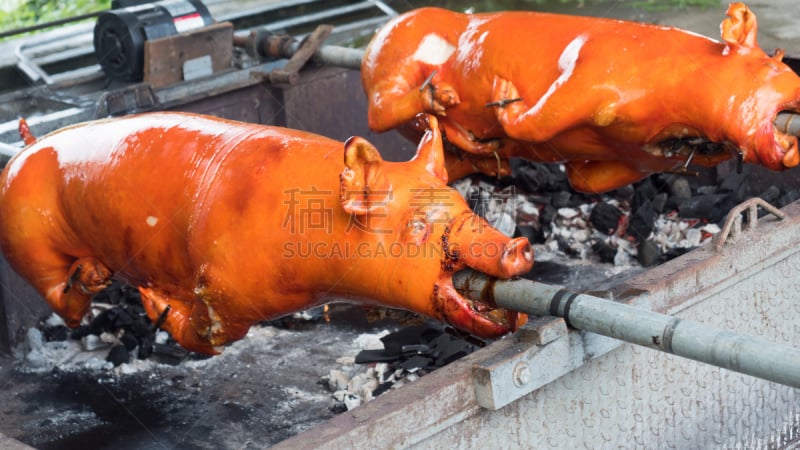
[139,287,218,354]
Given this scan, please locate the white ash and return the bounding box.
[321,331,422,411]
[452,177,720,265]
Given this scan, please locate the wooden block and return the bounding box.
[144,21,233,88]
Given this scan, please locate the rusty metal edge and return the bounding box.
[275,199,800,449]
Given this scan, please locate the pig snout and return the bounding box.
[498,237,533,278]
[445,213,533,279]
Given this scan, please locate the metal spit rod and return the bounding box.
[453,270,800,389]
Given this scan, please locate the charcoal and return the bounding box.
[43,325,69,342]
[354,350,397,364]
[627,201,657,242]
[589,201,623,235]
[631,178,658,211]
[106,345,130,366]
[70,325,92,340]
[372,382,393,398]
[663,247,693,260]
[637,239,661,267]
[610,184,634,201]
[137,333,155,359]
[779,189,800,207]
[515,162,563,193]
[398,355,432,371]
[119,331,138,351]
[401,344,432,357]
[151,342,189,365]
[330,403,348,414]
[556,236,579,257]
[696,185,718,195]
[568,192,597,208]
[651,193,668,213]
[514,224,543,244]
[380,325,429,355]
[758,185,781,204]
[551,191,571,208]
[669,177,692,200]
[85,309,114,335]
[540,204,557,224]
[430,334,472,366]
[678,193,736,222]
[591,240,617,264]
[128,317,154,338]
[719,170,748,193]
[108,308,134,329]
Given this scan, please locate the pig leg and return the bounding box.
[565,160,650,193]
[366,75,460,132]
[438,120,507,155]
[139,287,218,354]
[444,150,511,180]
[490,77,617,143]
[37,256,112,326]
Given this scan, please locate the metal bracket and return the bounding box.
[472,316,570,410]
[714,197,786,251]
[467,283,652,411]
[93,84,160,118]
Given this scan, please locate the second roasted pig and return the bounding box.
[361,3,800,192]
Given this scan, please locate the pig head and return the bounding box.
[0,112,531,354]
[361,3,800,193]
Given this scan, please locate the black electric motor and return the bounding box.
[94,0,214,81]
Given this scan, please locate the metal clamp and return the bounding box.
[472,316,571,410]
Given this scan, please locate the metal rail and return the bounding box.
[453,270,800,389]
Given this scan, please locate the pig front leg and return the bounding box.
[366,74,460,132]
[490,76,619,143]
[47,257,112,326]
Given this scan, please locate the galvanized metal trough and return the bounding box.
[267,196,800,449]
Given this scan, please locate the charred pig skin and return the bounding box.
[0,113,532,354]
[361,3,800,193]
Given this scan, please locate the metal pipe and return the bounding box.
[776,112,800,137]
[288,41,364,70]
[453,270,800,388]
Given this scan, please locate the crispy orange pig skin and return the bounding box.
[0,112,532,354]
[361,3,800,193]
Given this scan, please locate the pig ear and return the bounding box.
[339,136,387,215]
[720,3,758,50]
[411,114,448,183]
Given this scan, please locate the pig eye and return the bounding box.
[409,218,427,235]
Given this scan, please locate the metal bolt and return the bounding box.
[513,361,531,387]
